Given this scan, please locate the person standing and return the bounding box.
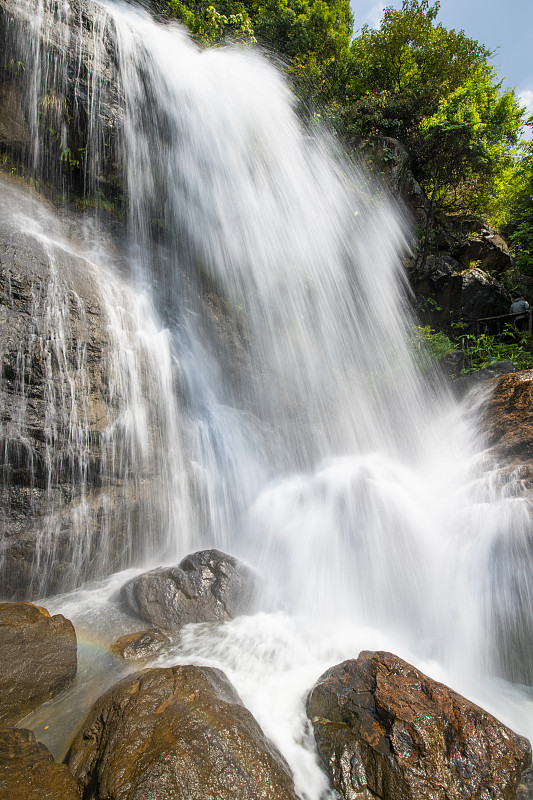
[510,294,530,331]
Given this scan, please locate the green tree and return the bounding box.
[336,0,523,212]
[251,0,353,102]
[417,65,523,209]
[502,138,533,274]
[166,0,353,105]
[167,0,256,43]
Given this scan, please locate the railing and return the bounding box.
[474,310,532,337]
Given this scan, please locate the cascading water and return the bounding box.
[0,177,196,595]
[2,0,533,795]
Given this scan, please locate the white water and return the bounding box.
[3,0,533,796]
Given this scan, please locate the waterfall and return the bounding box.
[1,0,533,792]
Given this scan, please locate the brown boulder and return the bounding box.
[67,664,297,800]
[0,602,77,725]
[109,628,171,660]
[0,727,81,799]
[481,370,533,469]
[307,650,531,800]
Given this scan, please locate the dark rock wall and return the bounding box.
[0,176,173,599]
[0,0,121,201]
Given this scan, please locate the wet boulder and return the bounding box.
[481,370,533,468]
[452,360,517,396]
[121,549,258,631]
[518,766,533,799]
[0,726,81,800]
[109,628,171,660]
[67,664,298,800]
[0,602,77,725]
[307,650,531,800]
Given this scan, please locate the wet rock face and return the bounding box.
[0,81,30,145]
[481,370,533,468]
[453,230,513,278]
[0,0,120,198]
[0,727,81,800]
[0,176,175,600]
[121,549,259,631]
[67,664,298,800]
[0,180,116,599]
[0,602,77,725]
[307,650,531,800]
[477,370,533,685]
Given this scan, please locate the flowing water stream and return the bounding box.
[2,0,533,796]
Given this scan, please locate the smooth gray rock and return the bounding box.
[121,549,259,631]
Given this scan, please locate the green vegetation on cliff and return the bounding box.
[337,1,523,216]
[500,139,533,275]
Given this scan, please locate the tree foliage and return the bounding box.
[166,0,526,224]
[501,139,533,274]
[167,1,256,43]
[166,0,353,103]
[335,0,523,213]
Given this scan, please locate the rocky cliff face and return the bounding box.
[0,175,179,599]
[352,136,516,333]
[0,177,115,596]
[0,0,121,200]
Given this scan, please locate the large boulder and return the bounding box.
[0,602,77,725]
[481,370,533,469]
[67,664,298,800]
[453,229,513,277]
[410,253,464,329]
[121,549,259,631]
[460,267,512,331]
[109,628,171,661]
[307,650,531,800]
[0,726,81,800]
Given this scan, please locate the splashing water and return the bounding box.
[2,0,533,795]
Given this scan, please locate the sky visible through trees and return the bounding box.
[349,0,533,138]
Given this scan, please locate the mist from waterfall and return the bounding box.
[2,0,533,795]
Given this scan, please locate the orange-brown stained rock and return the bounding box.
[0,602,77,725]
[481,370,533,472]
[307,650,531,800]
[109,629,170,660]
[67,664,298,800]
[0,727,81,799]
